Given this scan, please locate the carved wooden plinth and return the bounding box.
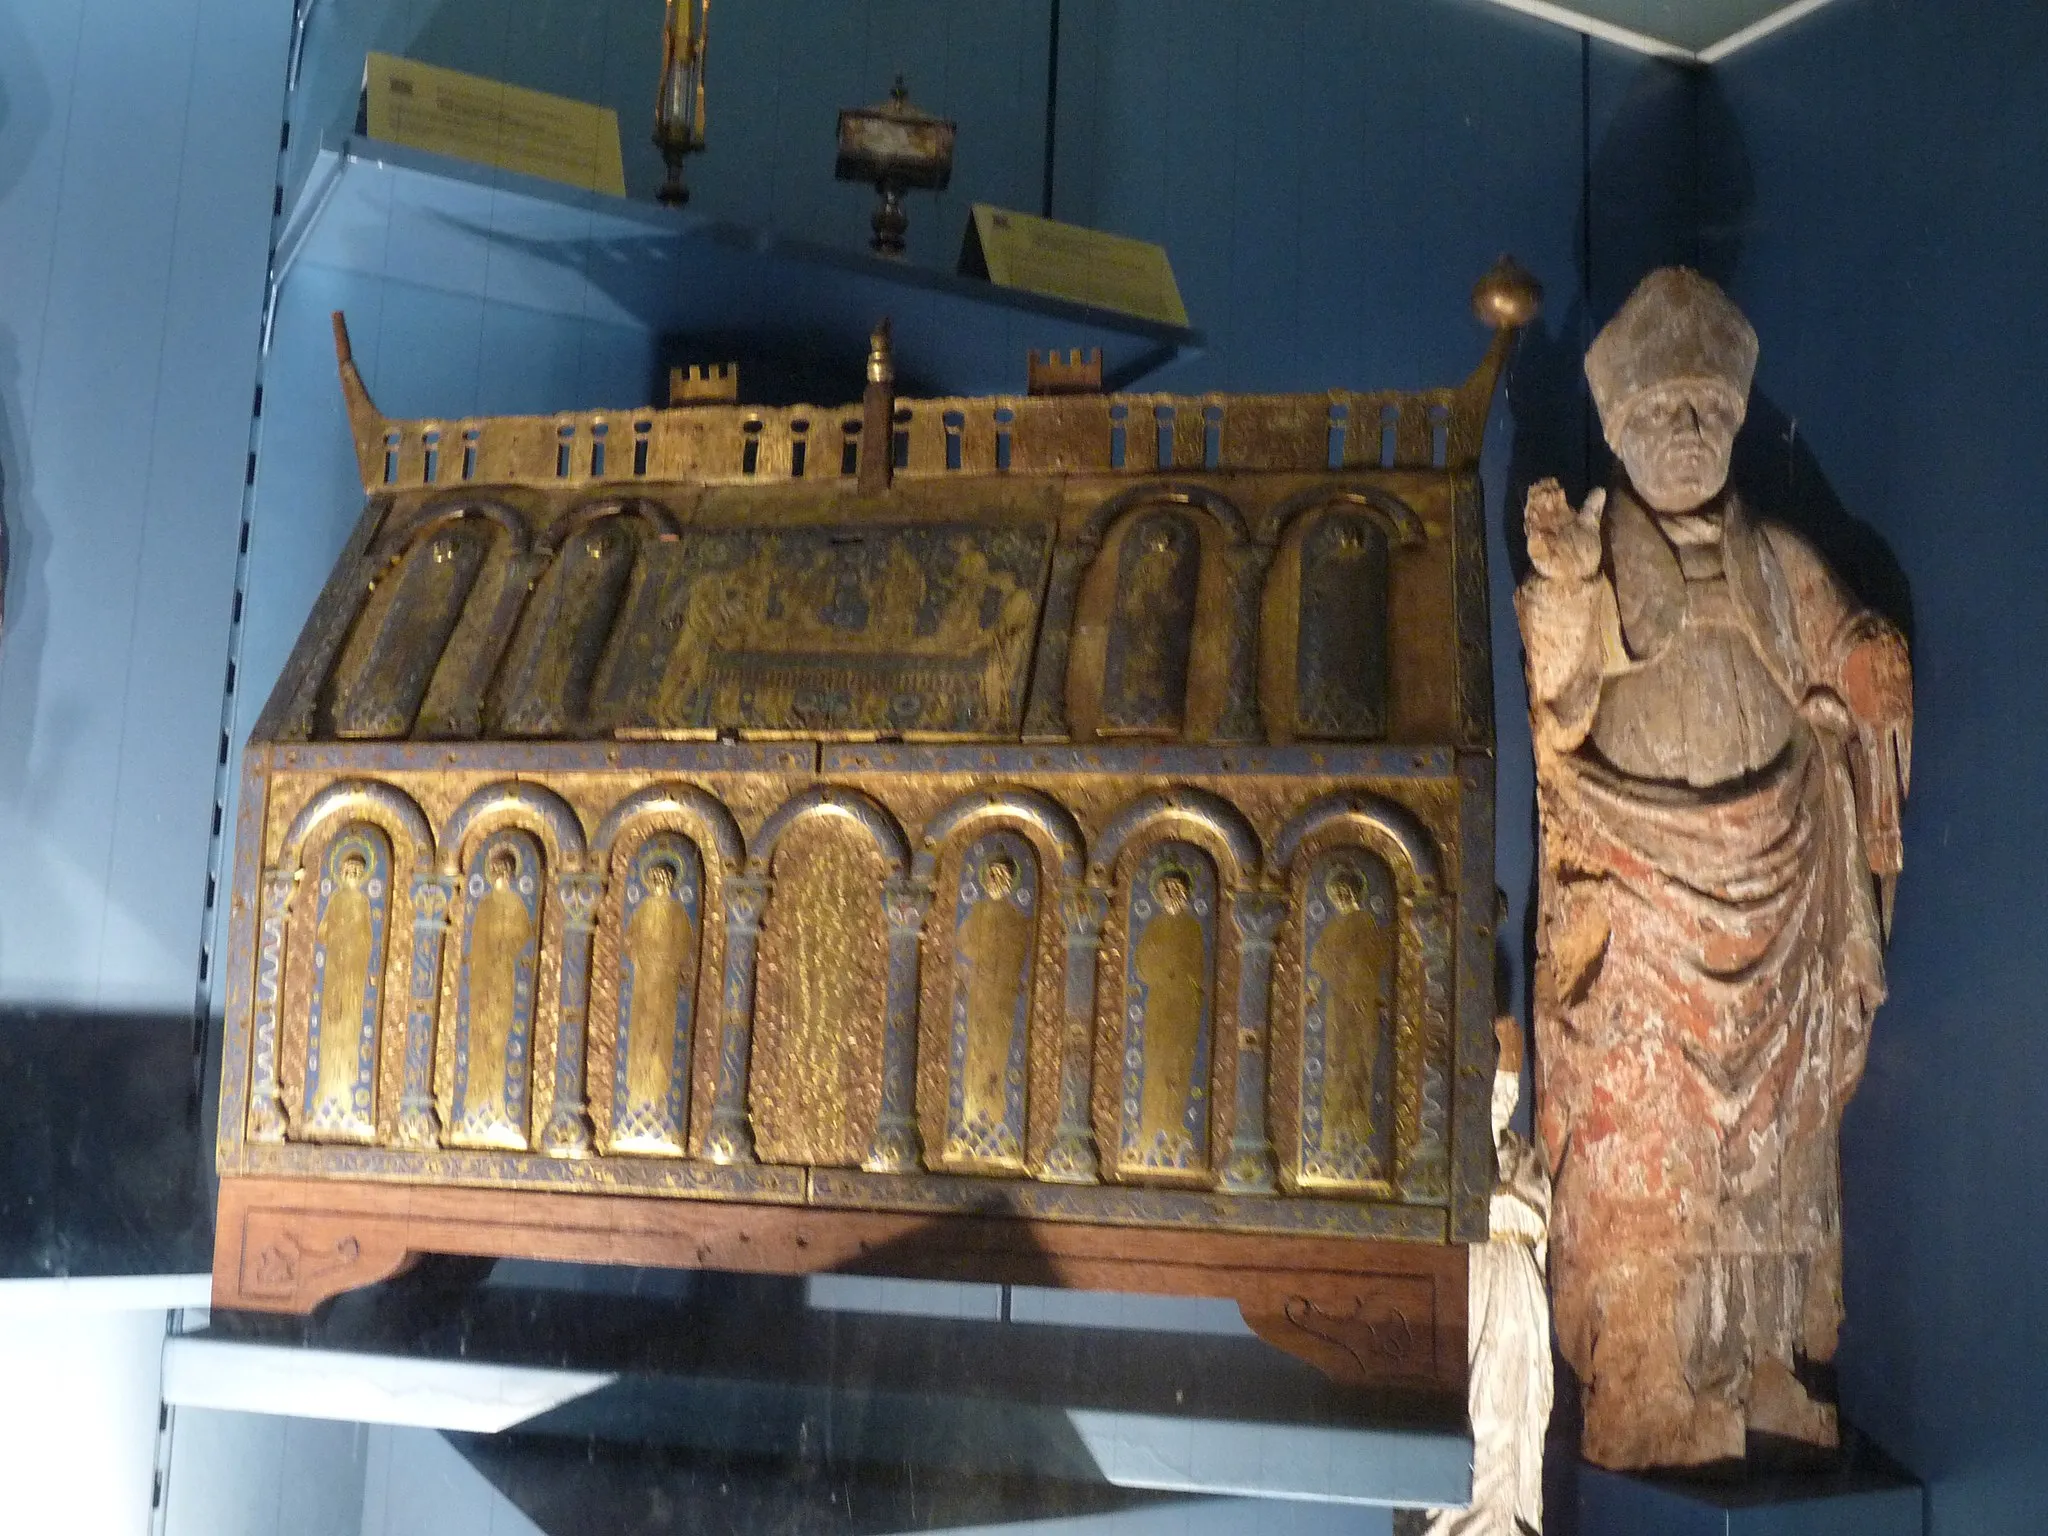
[214,1174,1466,1396]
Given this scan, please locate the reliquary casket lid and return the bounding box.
[219,266,1536,1249]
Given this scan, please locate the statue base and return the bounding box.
[1577,1430,1922,1535]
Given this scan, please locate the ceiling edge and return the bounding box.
[1470,0,1848,64]
[1472,0,1698,60]
[1696,0,1844,63]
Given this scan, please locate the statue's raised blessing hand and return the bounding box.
[1524,479,1604,582]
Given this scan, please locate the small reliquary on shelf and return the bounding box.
[213,263,1539,1398]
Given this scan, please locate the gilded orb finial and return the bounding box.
[867,317,895,386]
[1472,255,1543,331]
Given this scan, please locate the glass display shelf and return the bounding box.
[173,1264,1470,1512]
[276,136,1203,400]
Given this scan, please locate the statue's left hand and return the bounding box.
[1841,628,1914,743]
[1836,626,1912,907]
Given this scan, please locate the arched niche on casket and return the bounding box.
[1065,488,1249,742]
[432,781,587,1153]
[485,499,683,737]
[747,788,909,1168]
[1089,790,1260,1188]
[322,499,533,738]
[1267,793,1453,1204]
[1259,488,1426,743]
[911,790,1084,1178]
[271,781,435,1146]
[585,785,744,1158]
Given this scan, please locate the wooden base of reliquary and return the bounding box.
[212,1174,1467,1395]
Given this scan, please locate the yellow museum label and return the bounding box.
[964,205,1188,328]
[364,52,627,197]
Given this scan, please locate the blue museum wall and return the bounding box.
[1715,1,2048,1529]
[0,0,292,1013]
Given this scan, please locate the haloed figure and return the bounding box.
[958,854,1033,1150]
[1135,867,1206,1159]
[1309,866,1392,1158]
[623,857,694,1125]
[311,849,375,1121]
[465,846,534,1139]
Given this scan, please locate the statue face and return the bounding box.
[643,859,677,896]
[486,849,519,886]
[1606,379,1745,514]
[338,852,369,887]
[1325,870,1364,913]
[1152,869,1192,914]
[982,856,1017,901]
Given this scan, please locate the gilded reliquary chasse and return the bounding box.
[217,270,1534,1316]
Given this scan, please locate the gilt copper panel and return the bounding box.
[226,301,1522,1256]
[605,833,703,1155]
[935,831,1038,1173]
[326,521,489,737]
[751,813,890,1165]
[490,517,639,736]
[1067,499,1236,742]
[1114,840,1218,1179]
[443,829,544,1150]
[1295,514,1391,738]
[625,523,1049,737]
[296,824,392,1143]
[1101,510,1199,734]
[1297,850,1397,1190]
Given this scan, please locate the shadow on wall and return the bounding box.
[1691,70,1915,646]
[0,2,55,991]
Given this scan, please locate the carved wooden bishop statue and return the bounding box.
[1518,268,1912,1469]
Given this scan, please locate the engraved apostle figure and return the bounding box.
[1517,269,1912,1468]
[1310,864,1393,1165]
[1134,866,1207,1162]
[957,852,1033,1160]
[621,855,695,1140]
[308,848,376,1129]
[462,844,538,1143]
